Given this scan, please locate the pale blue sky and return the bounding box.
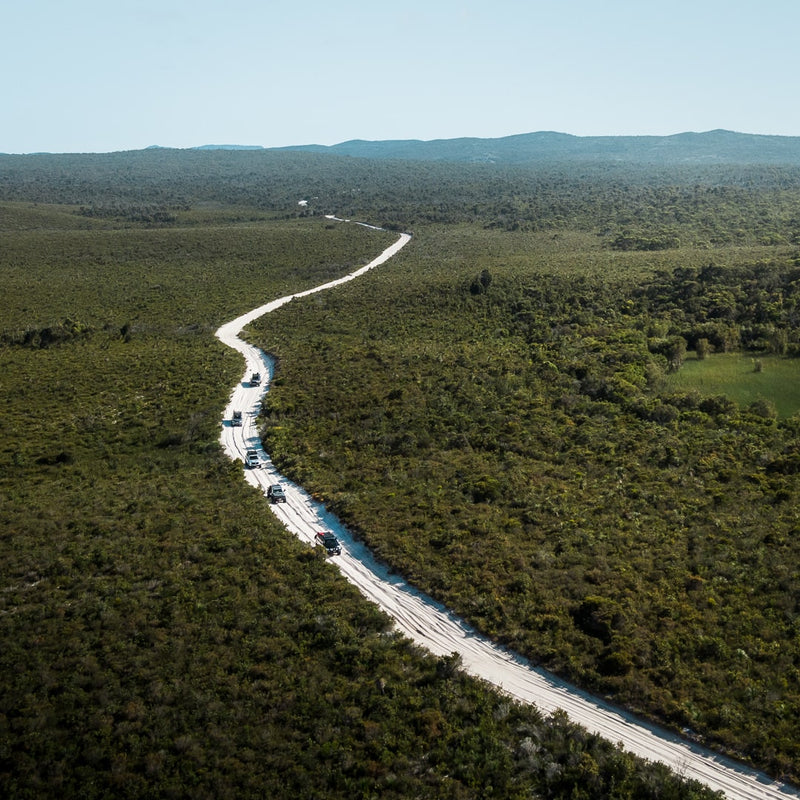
[3,0,799,154]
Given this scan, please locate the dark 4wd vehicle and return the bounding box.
[267,484,286,503]
[250,372,262,387]
[231,410,243,427]
[315,531,342,555]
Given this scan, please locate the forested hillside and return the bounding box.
[3,144,799,795]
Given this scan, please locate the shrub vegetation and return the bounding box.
[251,224,800,783]
[5,146,800,794]
[0,199,722,798]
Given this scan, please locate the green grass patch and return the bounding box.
[666,352,800,418]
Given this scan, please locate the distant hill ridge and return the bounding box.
[6,130,800,164]
[173,130,800,165]
[274,130,800,165]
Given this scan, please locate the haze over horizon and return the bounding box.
[4,0,799,155]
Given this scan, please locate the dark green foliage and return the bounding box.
[610,230,681,251]
[0,316,95,348]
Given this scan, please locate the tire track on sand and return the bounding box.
[216,219,798,800]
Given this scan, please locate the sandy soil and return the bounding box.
[215,221,798,800]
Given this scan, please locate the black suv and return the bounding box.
[267,484,287,503]
[315,531,342,556]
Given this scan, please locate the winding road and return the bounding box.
[215,220,799,800]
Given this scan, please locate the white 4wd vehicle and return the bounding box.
[244,450,260,469]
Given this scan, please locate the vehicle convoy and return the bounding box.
[231,410,242,427]
[267,484,286,503]
[244,449,260,469]
[250,372,261,387]
[315,531,342,555]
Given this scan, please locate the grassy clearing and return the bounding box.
[667,353,800,418]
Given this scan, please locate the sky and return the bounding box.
[3,0,800,154]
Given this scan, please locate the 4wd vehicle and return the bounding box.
[315,531,342,556]
[250,372,262,387]
[244,449,260,469]
[231,410,242,427]
[267,484,286,503]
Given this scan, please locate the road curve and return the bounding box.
[215,220,799,800]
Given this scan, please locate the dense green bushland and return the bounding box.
[0,206,719,798]
[0,203,393,335]
[252,224,800,782]
[4,148,800,246]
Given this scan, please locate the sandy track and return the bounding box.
[215,222,798,800]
